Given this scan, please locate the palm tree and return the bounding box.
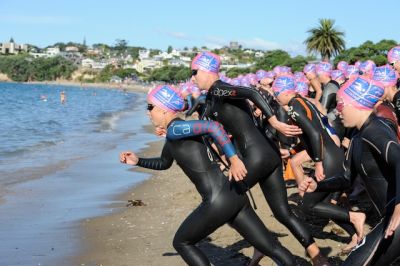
[304,19,345,61]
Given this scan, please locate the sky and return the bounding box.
[2,0,399,56]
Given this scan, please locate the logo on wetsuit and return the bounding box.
[212,87,237,97]
[288,106,300,121]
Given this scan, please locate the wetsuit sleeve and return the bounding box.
[186,94,206,117]
[210,84,275,119]
[363,122,400,204]
[320,83,338,111]
[137,143,174,170]
[316,139,355,192]
[289,99,324,162]
[166,120,236,158]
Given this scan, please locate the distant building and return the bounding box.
[81,58,107,69]
[134,58,162,73]
[65,46,79,52]
[229,41,240,50]
[46,47,61,56]
[139,49,150,59]
[0,38,28,54]
[168,59,189,67]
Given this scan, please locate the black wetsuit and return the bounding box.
[392,90,400,123]
[201,80,315,249]
[287,95,355,236]
[137,119,295,266]
[316,114,400,265]
[320,80,346,140]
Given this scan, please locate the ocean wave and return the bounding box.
[95,111,124,132]
[0,140,61,158]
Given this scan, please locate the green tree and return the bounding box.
[167,45,173,53]
[115,39,128,54]
[255,50,290,70]
[304,19,345,61]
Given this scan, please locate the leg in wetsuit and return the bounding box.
[172,168,296,266]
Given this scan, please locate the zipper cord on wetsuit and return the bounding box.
[199,96,258,210]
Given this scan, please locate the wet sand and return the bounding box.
[73,138,374,266]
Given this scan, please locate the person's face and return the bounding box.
[260,77,273,86]
[336,97,359,128]
[305,72,316,80]
[191,69,209,91]
[393,61,400,72]
[147,102,165,127]
[276,92,292,106]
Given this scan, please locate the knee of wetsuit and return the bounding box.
[300,195,317,215]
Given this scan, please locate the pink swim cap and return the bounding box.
[354,61,362,68]
[346,65,359,79]
[294,71,306,81]
[372,65,399,88]
[295,78,310,97]
[359,60,376,77]
[256,70,268,81]
[272,75,296,96]
[191,51,221,74]
[148,85,185,113]
[247,73,258,85]
[303,64,316,75]
[337,61,348,72]
[388,46,400,64]
[231,78,241,86]
[273,66,291,76]
[338,76,384,110]
[316,62,332,76]
[331,70,345,83]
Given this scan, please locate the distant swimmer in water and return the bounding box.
[40,95,47,102]
[60,91,66,104]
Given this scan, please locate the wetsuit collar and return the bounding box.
[209,79,223,91]
[359,113,377,132]
[166,117,182,129]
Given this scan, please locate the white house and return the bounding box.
[0,39,28,54]
[139,49,150,59]
[46,47,61,57]
[65,46,79,52]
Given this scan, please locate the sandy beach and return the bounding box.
[72,136,370,266]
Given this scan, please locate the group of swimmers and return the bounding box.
[120,45,400,266]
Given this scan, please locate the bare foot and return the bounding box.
[248,248,264,266]
[341,234,358,254]
[349,212,366,243]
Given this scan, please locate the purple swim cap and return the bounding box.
[231,78,241,86]
[294,71,306,81]
[240,76,251,87]
[148,85,185,113]
[272,75,296,96]
[256,70,268,81]
[179,82,192,96]
[372,66,399,88]
[295,78,310,96]
[338,76,384,110]
[316,62,332,76]
[388,46,400,64]
[346,65,359,79]
[359,60,376,77]
[331,70,345,83]
[191,51,221,74]
[337,61,348,72]
[303,64,316,75]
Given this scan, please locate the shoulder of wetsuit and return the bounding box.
[361,115,397,143]
[328,80,340,88]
